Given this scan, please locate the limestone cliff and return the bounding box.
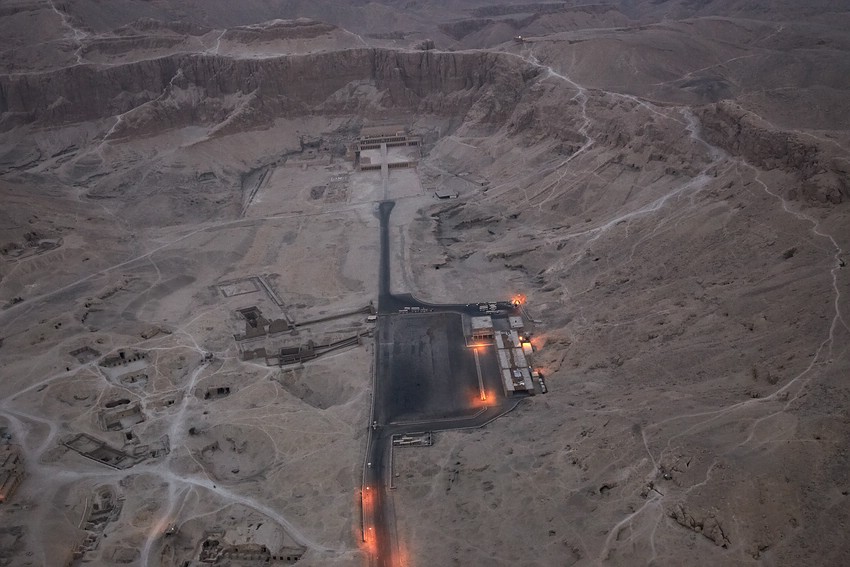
[697,101,849,203]
[0,48,535,135]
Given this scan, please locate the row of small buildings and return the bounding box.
[496,329,538,395]
[470,314,544,395]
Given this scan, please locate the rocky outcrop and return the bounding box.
[80,36,189,57]
[669,502,731,548]
[223,19,339,43]
[114,18,211,37]
[697,101,849,203]
[698,102,819,176]
[441,4,629,42]
[0,48,535,135]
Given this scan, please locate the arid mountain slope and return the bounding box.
[0,2,847,567]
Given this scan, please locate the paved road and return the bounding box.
[377,197,515,316]
[363,405,518,567]
[364,200,521,567]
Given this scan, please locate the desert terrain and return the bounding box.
[0,1,848,566]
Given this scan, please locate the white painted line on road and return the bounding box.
[387,407,487,427]
[389,444,395,490]
[473,348,486,401]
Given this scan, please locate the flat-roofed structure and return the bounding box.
[470,315,495,341]
[360,124,407,138]
[357,125,419,148]
[495,330,535,395]
[352,126,421,171]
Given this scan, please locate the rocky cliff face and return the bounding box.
[697,101,849,203]
[0,48,536,135]
[2,38,843,206]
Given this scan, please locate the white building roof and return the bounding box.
[471,316,494,330]
[498,349,511,370]
[502,369,515,392]
[512,347,528,368]
[495,333,505,349]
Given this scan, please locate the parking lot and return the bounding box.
[375,311,500,424]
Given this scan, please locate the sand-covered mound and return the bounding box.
[188,423,277,483]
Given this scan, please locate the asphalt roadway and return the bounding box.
[376,311,499,424]
[364,200,521,567]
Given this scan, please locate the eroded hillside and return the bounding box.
[0,3,848,567]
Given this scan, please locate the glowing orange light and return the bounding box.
[511,293,526,307]
[394,542,411,566]
[362,526,378,555]
[362,486,374,509]
[471,389,495,408]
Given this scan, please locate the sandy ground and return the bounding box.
[389,89,850,566]
[0,125,387,564]
[0,2,849,566]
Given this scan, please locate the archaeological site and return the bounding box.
[0,1,848,566]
